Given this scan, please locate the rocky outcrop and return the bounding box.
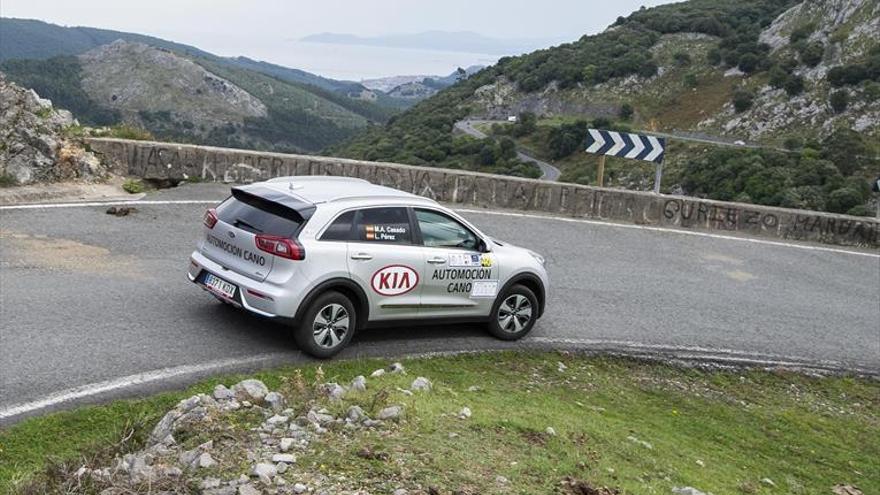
[0,74,107,185]
[703,0,880,139]
[79,40,267,128]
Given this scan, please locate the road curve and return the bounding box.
[1,184,878,424]
[454,119,562,181]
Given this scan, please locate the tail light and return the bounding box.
[203,208,218,229]
[255,235,305,260]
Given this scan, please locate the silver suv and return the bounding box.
[188,176,549,358]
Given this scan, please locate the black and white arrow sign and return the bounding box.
[585,129,666,163]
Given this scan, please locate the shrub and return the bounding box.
[783,137,803,150]
[109,125,154,141]
[768,66,789,88]
[122,179,145,194]
[829,90,849,113]
[826,188,863,213]
[864,81,880,101]
[619,103,634,121]
[790,23,815,43]
[0,173,17,188]
[732,89,755,112]
[784,75,805,96]
[798,42,824,67]
[673,51,692,66]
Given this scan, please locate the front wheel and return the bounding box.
[293,291,356,358]
[487,284,538,340]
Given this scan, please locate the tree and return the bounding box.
[619,103,634,121]
[821,129,872,175]
[732,89,754,112]
[498,138,517,161]
[738,53,760,74]
[829,90,849,113]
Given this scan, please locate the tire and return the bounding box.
[293,291,356,359]
[487,284,538,341]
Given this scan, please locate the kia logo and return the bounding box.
[371,265,419,296]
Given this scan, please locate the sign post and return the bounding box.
[585,129,666,192]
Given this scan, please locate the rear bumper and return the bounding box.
[188,251,303,318]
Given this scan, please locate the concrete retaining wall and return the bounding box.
[86,138,879,248]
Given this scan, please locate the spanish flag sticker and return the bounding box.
[365,224,376,240]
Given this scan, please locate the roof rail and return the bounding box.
[321,193,434,204]
[266,176,370,184]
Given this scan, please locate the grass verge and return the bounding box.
[1,352,877,494]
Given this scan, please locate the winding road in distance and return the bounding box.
[454,119,562,181]
[1,184,878,425]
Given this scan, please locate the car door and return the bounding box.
[414,208,498,319]
[341,206,425,321]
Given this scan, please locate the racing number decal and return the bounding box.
[371,265,419,296]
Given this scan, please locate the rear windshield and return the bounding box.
[216,193,303,238]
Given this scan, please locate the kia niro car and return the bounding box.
[188,176,549,358]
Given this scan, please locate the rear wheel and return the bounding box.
[487,284,538,340]
[294,291,356,358]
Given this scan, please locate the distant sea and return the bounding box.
[203,34,502,81]
[280,41,500,81]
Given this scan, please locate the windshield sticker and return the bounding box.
[448,253,481,267]
[371,265,419,296]
[365,224,407,242]
[470,281,499,298]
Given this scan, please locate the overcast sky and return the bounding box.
[1,0,676,45]
[1,0,676,79]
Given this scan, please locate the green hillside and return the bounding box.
[334,0,880,216]
[0,18,407,152]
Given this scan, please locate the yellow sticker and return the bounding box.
[480,254,493,267]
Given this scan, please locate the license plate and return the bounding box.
[204,273,236,299]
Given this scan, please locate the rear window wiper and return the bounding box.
[234,218,263,233]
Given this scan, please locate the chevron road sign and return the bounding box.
[585,129,666,163]
[585,129,667,193]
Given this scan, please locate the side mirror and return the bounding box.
[477,238,490,253]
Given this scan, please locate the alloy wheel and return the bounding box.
[313,303,349,349]
[497,294,533,333]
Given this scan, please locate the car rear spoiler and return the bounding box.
[231,184,317,223]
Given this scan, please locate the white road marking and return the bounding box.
[0,352,292,420]
[0,199,217,210]
[1,199,876,258]
[3,336,872,421]
[457,208,880,259]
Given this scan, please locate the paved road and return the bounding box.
[1,184,878,424]
[454,120,562,181]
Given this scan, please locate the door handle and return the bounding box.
[427,257,446,264]
[350,253,373,261]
